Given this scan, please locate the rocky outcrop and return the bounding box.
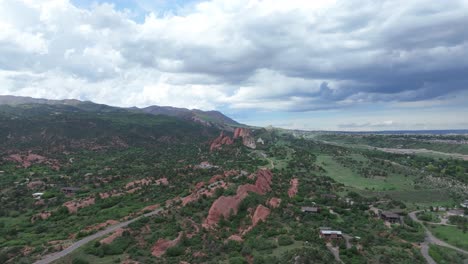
[5,153,60,170]
[63,197,95,213]
[84,220,119,232]
[228,234,244,242]
[251,205,270,227]
[27,180,45,190]
[155,177,169,186]
[31,211,52,222]
[100,228,124,244]
[204,169,273,228]
[210,131,234,151]
[151,232,182,257]
[233,128,256,149]
[288,178,299,198]
[268,197,281,208]
[240,205,271,236]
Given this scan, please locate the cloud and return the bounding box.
[0,0,467,116]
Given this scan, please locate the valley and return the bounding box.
[0,101,467,264]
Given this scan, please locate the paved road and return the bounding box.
[34,208,163,264]
[409,210,468,264]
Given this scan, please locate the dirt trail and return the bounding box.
[34,208,163,264]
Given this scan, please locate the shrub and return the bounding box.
[278,235,294,246]
[166,246,184,257]
[72,257,89,264]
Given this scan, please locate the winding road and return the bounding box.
[408,210,468,264]
[34,208,163,264]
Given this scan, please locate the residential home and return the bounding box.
[61,187,80,195]
[460,200,468,208]
[319,227,343,240]
[380,211,401,223]
[301,206,320,213]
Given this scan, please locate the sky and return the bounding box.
[1,0,468,131]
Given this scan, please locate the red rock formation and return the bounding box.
[27,180,45,190]
[233,128,256,149]
[195,181,205,189]
[31,211,52,222]
[237,169,272,197]
[100,228,124,244]
[204,196,242,227]
[240,205,271,235]
[268,197,281,208]
[125,178,152,189]
[288,178,299,198]
[251,205,270,226]
[155,177,169,185]
[63,197,95,213]
[140,203,160,213]
[5,153,60,170]
[209,174,223,184]
[193,251,207,258]
[210,131,234,151]
[228,234,244,242]
[84,220,119,232]
[182,181,227,206]
[204,169,273,228]
[151,232,182,257]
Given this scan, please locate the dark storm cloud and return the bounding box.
[1,0,468,112]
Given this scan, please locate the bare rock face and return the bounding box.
[210,131,234,151]
[151,232,182,257]
[233,128,256,149]
[251,205,270,226]
[204,169,272,228]
[288,178,299,198]
[100,228,124,244]
[268,197,281,208]
[63,197,95,214]
[27,180,45,190]
[5,153,60,170]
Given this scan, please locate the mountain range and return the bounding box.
[0,95,240,130]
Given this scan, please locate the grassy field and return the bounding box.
[316,154,414,191]
[429,244,468,264]
[427,225,468,251]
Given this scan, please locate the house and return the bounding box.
[32,192,44,199]
[301,206,320,213]
[61,187,80,195]
[460,200,468,208]
[319,227,343,240]
[380,211,401,223]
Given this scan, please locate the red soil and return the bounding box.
[155,177,169,185]
[31,211,52,222]
[151,232,182,257]
[5,153,60,170]
[84,220,119,232]
[268,197,281,208]
[100,228,124,244]
[125,178,152,189]
[27,180,45,190]
[63,197,95,214]
[228,234,244,242]
[288,178,299,198]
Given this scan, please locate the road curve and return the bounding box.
[34,208,163,264]
[409,210,468,263]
